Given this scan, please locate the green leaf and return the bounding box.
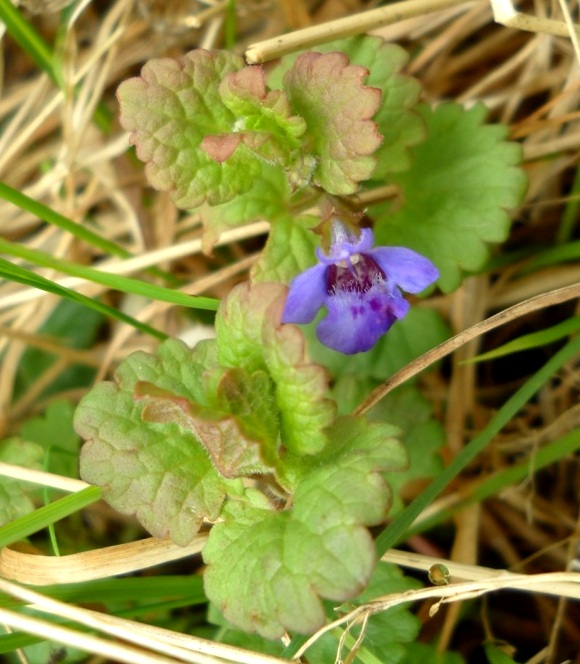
[251,214,319,284]
[0,256,167,341]
[360,39,425,178]
[207,604,287,657]
[217,65,306,165]
[19,400,80,479]
[307,562,422,664]
[75,338,238,546]
[210,563,422,663]
[118,49,261,208]
[213,368,280,469]
[283,51,382,194]
[203,418,406,638]
[132,361,281,479]
[215,282,282,373]
[306,312,447,512]
[215,282,336,458]
[74,283,335,544]
[484,644,520,664]
[269,36,425,178]
[0,438,44,526]
[200,163,290,246]
[369,387,445,515]
[20,400,78,453]
[401,643,466,664]
[373,103,527,292]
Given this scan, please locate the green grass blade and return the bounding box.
[405,428,580,537]
[0,238,219,311]
[0,182,180,285]
[520,239,580,275]
[0,0,112,130]
[0,591,207,653]
[44,575,206,605]
[0,575,207,652]
[465,316,580,364]
[0,486,101,549]
[0,258,167,340]
[375,333,580,555]
[0,576,206,611]
[0,182,130,259]
[0,0,62,86]
[557,165,580,244]
[224,0,237,49]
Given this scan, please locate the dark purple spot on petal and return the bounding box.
[350,304,366,319]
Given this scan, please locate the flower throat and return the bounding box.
[326,254,386,295]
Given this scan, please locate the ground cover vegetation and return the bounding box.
[0,1,579,663]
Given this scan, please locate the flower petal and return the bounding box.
[316,288,410,354]
[317,227,375,266]
[369,247,439,293]
[282,264,328,324]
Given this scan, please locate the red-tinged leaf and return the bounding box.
[202,133,243,162]
[214,368,280,468]
[215,283,336,462]
[136,370,280,478]
[203,418,406,638]
[75,339,238,546]
[218,65,307,167]
[117,49,260,208]
[283,51,382,194]
[315,36,425,177]
[221,65,267,100]
[140,397,271,479]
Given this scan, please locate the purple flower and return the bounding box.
[282,223,439,354]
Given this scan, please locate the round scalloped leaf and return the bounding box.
[75,339,240,546]
[215,283,335,458]
[268,35,424,178]
[283,51,382,194]
[218,65,306,165]
[336,36,425,177]
[203,417,406,638]
[373,103,527,292]
[117,49,261,208]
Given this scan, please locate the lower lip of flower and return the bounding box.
[326,253,387,295]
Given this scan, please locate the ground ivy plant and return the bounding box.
[73,35,526,639]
